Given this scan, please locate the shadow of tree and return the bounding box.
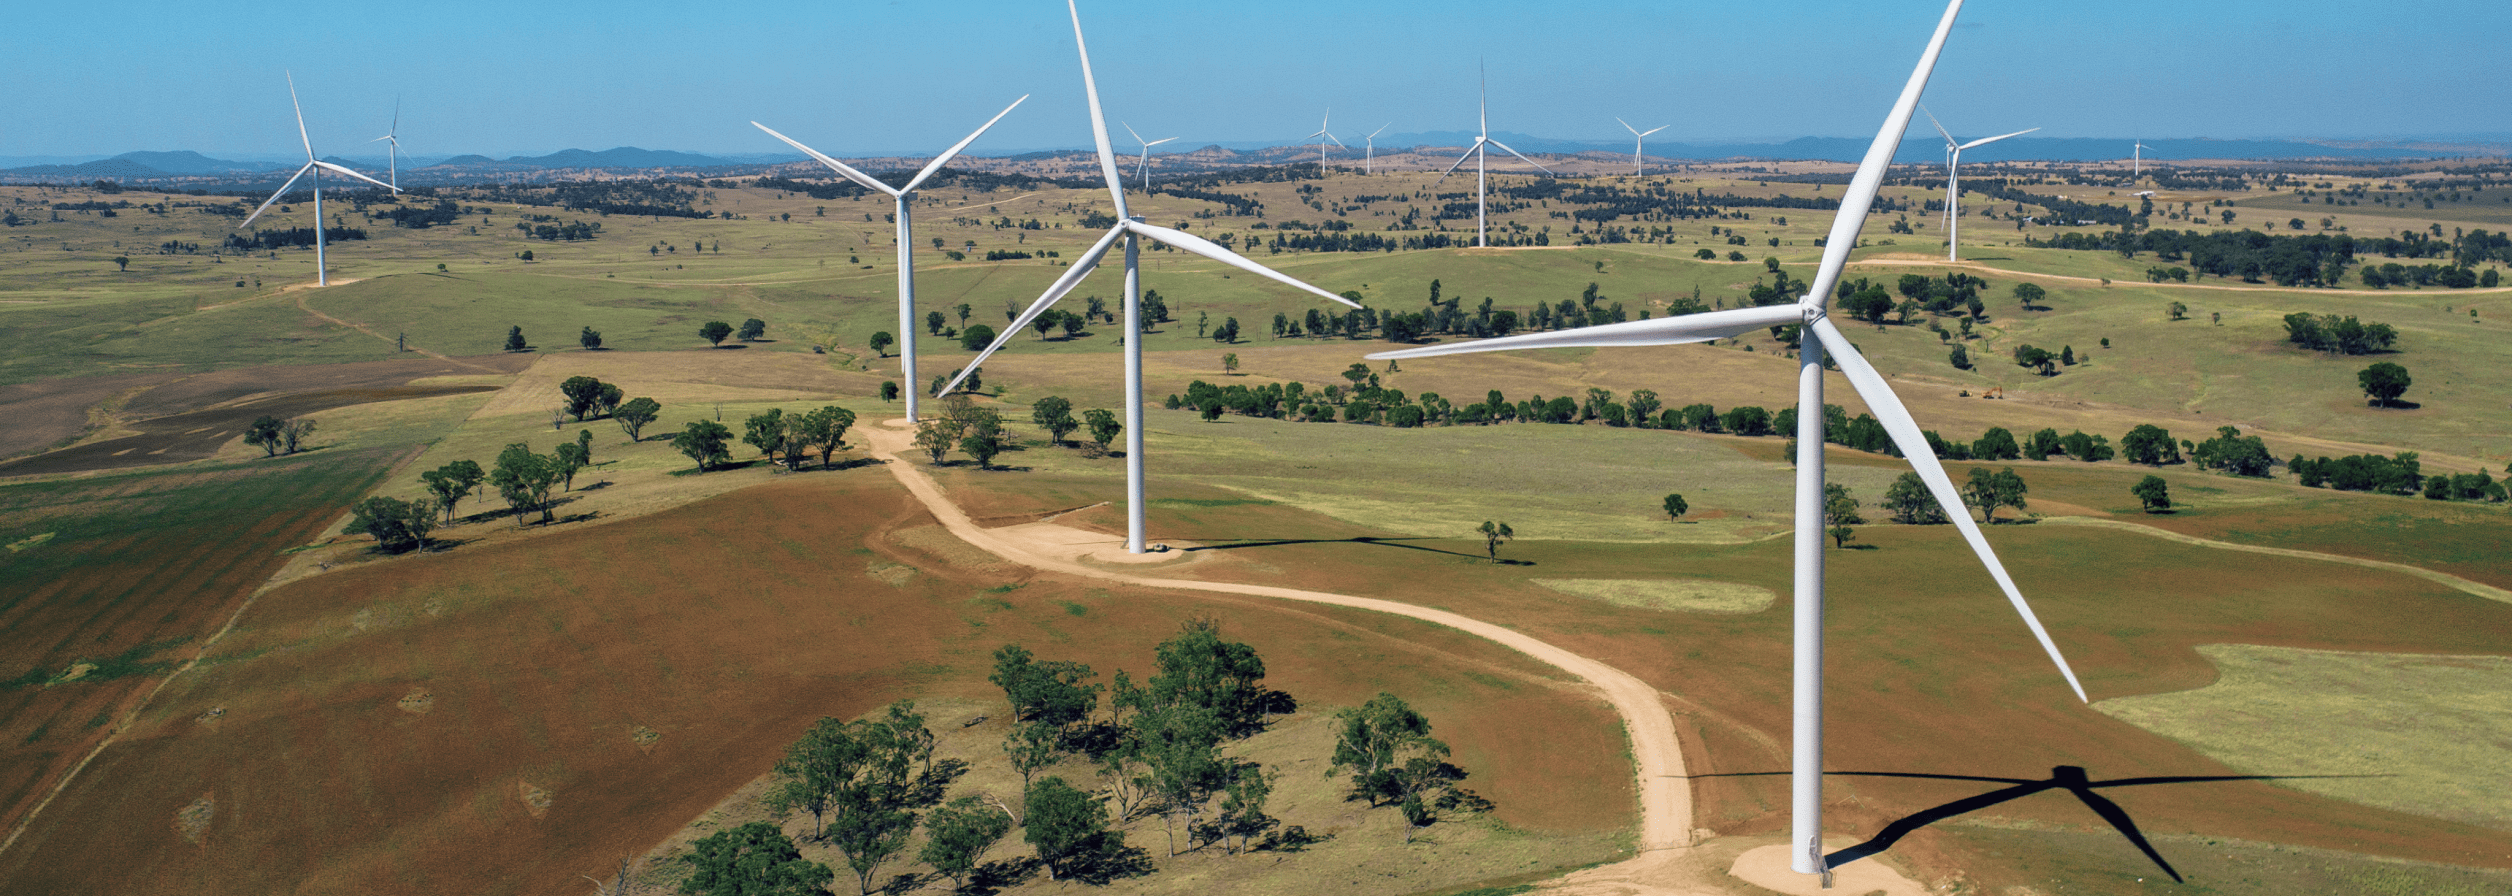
[1185,536,1527,565]
[1058,832,1154,885]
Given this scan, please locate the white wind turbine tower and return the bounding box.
[1436,65,1553,247]
[944,0,1362,555]
[241,73,398,287]
[368,97,405,190]
[1369,0,2087,882]
[752,94,1028,423]
[1304,111,1344,170]
[1919,106,2035,263]
[1616,117,1668,176]
[2132,141,2151,181]
[1362,123,1390,174]
[1121,122,1178,189]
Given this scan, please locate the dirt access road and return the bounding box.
[859,420,1928,896]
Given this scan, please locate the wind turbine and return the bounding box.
[240,73,398,287]
[1919,106,2035,263]
[943,0,1362,555]
[1304,111,1343,170]
[1362,123,1391,174]
[1367,0,2087,882]
[1616,117,1668,177]
[2132,141,2149,181]
[752,94,1028,423]
[1121,122,1177,189]
[368,96,405,190]
[1436,64,1552,247]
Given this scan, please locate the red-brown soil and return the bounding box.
[927,471,2512,884]
[0,354,532,475]
[0,448,407,852]
[0,473,1626,895]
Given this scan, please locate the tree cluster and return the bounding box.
[2282,313,2397,355]
[243,415,317,457]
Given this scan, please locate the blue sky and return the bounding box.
[6,0,2505,159]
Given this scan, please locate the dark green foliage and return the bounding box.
[677,821,834,896]
[1883,472,1949,524]
[1948,344,1970,370]
[488,443,562,525]
[419,459,485,522]
[2132,475,2173,512]
[2359,362,2412,407]
[767,702,941,894]
[990,644,1102,728]
[2121,424,2181,466]
[614,397,662,441]
[1478,520,1513,561]
[559,375,607,421]
[1024,776,1111,881]
[700,320,734,347]
[2292,451,2423,495]
[2023,427,2063,461]
[2057,430,2114,462]
[738,318,768,341]
[1719,405,1771,436]
[553,430,592,491]
[674,419,733,472]
[2192,425,2274,477]
[792,406,857,467]
[1971,427,2021,461]
[1824,482,1863,548]
[1142,620,1273,738]
[348,495,436,553]
[1031,397,1077,445]
[1326,692,1482,841]
[879,381,900,403]
[243,415,287,457]
[579,326,603,350]
[743,409,787,462]
[867,331,893,358]
[918,795,1013,890]
[1961,466,2030,523]
[1662,493,1687,520]
[959,324,997,351]
[2283,312,2397,355]
[504,325,528,352]
[1083,408,1121,455]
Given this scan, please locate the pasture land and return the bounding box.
[0,474,1629,896]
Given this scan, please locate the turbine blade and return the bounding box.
[1124,220,1359,308]
[1920,103,1956,146]
[1486,139,1553,173]
[752,121,896,195]
[1959,127,2040,151]
[240,163,315,228]
[314,160,397,191]
[1147,137,1177,146]
[1123,121,1144,144]
[1641,125,1669,137]
[1326,134,1345,147]
[1618,116,1639,137]
[1068,0,1130,217]
[286,72,313,161]
[1809,317,2087,702]
[1799,0,1967,311]
[1433,142,1480,182]
[939,224,1128,396]
[1369,123,1390,138]
[905,93,1030,192]
[1366,305,1804,360]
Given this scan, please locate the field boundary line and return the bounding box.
[0,447,423,859]
[2040,516,2512,605]
[858,421,1696,854]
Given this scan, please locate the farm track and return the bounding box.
[859,419,1869,896]
[2039,516,2512,605]
[1844,255,2512,297]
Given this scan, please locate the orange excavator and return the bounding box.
[1981,387,2005,399]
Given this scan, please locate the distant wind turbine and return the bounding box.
[2133,140,2150,180]
[240,73,398,287]
[1304,111,1343,170]
[752,94,1028,423]
[1363,123,1390,174]
[368,96,405,190]
[1121,122,1177,189]
[1616,117,1668,177]
[944,0,1362,555]
[1436,64,1553,248]
[1919,105,2035,263]
[1369,0,2088,884]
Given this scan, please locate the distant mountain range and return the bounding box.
[5,135,2499,185]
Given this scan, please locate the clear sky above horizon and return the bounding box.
[6,0,2505,160]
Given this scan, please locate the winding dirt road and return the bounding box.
[860,420,1775,893]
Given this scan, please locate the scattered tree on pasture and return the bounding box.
[559,376,609,422]
[2121,424,2182,466]
[879,381,900,403]
[1023,776,1110,882]
[1478,520,1514,562]
[579,326,603,351]
[959,324,996,351]
[505,325,528,352]
[2359,361,2412,407]
[912,421,954,464]
[918,796,1013,892]
[1084,408,1121,456]
[349,496,437,553]
[792,406,857,467]
[2132,475,2173,513]
[868,331,893,358]
[1882,472,1949,524]
[700,320,734,347]
[1031,397,1078,446]
[488,442,562,525]
[112,255,129,272]
[673,419,733,472]
[1961,466,2030,524]
[244,415,288,456]
[1824,482,1864,548]
[613,397,661,441]
[1663,493,1688,520]
[743,409,787,463]
[737,318,767,341]
[420,459,486,522]
[552,430,592,491]
[765,702,941,895]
